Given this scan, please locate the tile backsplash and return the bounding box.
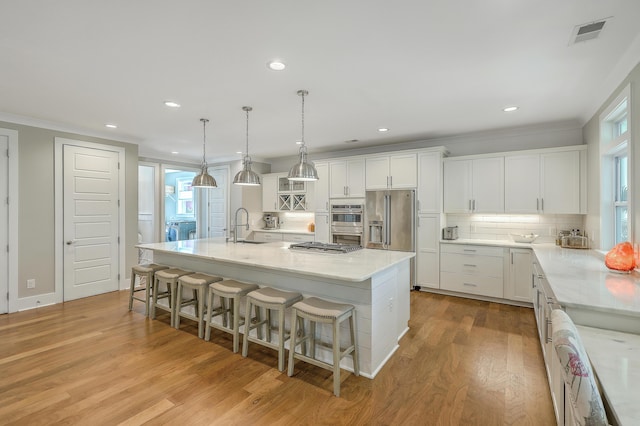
[446,214,585,243]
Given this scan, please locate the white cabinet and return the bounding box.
[314,213,330,243]
[366,153,417,189]
[417,151,442,214]
[261,174,279,212]
[329,158,365,198]
[443,156,504,213]
[282,233,313,243]
[252,232,284,242]
[440,244,507,298]
[416,214,440,289]
[313,162,329,212]
[505,248,532,303]
[505,149,582,214]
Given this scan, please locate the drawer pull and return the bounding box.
[463,282,477,287]
[463,249,477,252]
[463,264,477,267]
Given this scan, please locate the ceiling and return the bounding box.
[1,1,640,164]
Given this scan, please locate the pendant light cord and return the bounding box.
[300,91,305,147]
[201,118,209,168]
[245,108,250,156]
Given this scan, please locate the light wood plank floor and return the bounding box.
[0,290,555,425]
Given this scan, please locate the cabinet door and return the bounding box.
[261,174,279,212]
[506,248,532,303]
[365,156,390,189]
[389,153,417,188]
[417,152,442,214]
[313,162,329,212]
[541,151,580,214]
[329,160,347,198]
[314,213,330,243]
[505,154,540,213]
[443,159,472,213]
[472,157,504,213]
[416,214,439,289]
[346,158,366,197]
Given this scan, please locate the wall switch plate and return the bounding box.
[27,279,36,289]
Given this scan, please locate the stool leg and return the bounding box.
[242,298,252,357]
[174,282,182,329]
[221,297,228,328]
[333,318,341,397]
[310,321,316,359]
[128,269,137,311]
[277,307,285,371]
[197,287,205,339]
[350,311,359,376]
[287,308,298,377]
[265,309,272,342]
[143,271,152,316]
[232,295,241,353]
[193,289,199,318]
[205,289,215,341]
[298,316,306,357]
[255,305,262,340]
[151,277,160,319]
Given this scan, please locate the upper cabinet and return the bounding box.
[366,153,417,190]
[261,172,310,212]
[443,156,504,213]
[261,173,280,212]
[417,151,443,214]
[313,161,329,212]
[504,147,585,214]
[329,158,365,198]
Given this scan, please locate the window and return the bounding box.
[599,85,631,250]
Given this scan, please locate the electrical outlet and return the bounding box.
[27,279,36,289]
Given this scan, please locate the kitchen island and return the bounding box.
[136,238,415,378]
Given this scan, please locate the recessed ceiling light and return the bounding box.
[236,151,243,154]
[164,101,181,108]
[105,123,117,129]
[171,151,179,154]
[295,140,303,145]
[378,128,389,132]
[267,60,286,71]
[503,106,519,112]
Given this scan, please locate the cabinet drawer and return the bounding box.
[440,253,504,277]
[253,232,284,242]
[441,244,505,257]
[440,272,504,298]
[283,233,313,242]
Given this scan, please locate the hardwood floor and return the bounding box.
[0,290,555,425]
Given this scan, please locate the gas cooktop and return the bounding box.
[289,242,363,254]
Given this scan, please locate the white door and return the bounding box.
[472,157,504,213]
[207,166,228,237]
[346,158,366,197]
[389,153,417,188]
[329,160,347,198]
[541,151,580,214]
[443,159,472,213]
[0,136,7,313]
[504,154,540,213]
[63,145,120,300]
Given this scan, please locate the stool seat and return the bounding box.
[175,273,223,338]
[205,280,260,352]
[151,268,192,325]
[129,263,169,316]
[292,297,354,319]
[246,287,303,305]
[242,287,303,371]
[288,297,359,397]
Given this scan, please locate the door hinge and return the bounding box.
[6,245,8,253]
[118,162,121,170]
[117,273,120,281]
[6,148,9,158]
[117,236,120,244]
[117,199,120,207]
[6,292,8,301]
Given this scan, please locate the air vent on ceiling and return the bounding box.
[569,17,611,45]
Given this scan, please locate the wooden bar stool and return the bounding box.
[287,297,359,397]
[205,280,259,353]
[242,287,303,371]
[151,268,192,325]
[129,263,169,316]
[175,273,223,338]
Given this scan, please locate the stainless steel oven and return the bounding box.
[330,201,364,246]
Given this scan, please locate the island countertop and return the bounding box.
[137,238,415,283]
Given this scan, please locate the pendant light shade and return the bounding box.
[192,118,217,188]
[288,90,319,181]
[233,106,261,186]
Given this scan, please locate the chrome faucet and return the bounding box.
[234,207,250,243]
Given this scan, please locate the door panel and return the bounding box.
[63,145,119,301]
[207,167,228,238]
[0,136,7,313]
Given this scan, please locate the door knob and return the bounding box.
[66,241,73,245]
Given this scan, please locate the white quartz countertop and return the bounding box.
[137,238,414,282]
[577,325,640,425]
[440,238,543,249]
[532,245,640,318]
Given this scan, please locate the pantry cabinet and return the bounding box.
[504,149,584,214]
[443,156,504,213]
[313,162,329,212]
[329,158,365,198]
[366,153,417,189]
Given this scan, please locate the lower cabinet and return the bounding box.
[440,244,507,298]
[505,248,533,303]
[416,214,440,289]
[252,231,314,243]
[252,232,283,242]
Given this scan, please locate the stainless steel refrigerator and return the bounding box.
[365,189,416,286]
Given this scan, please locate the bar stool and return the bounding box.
[129,263,169,316]
[204,280,259,353]
[151,268,192,326]
[175,273,223,338]
[242,287,303,371]
[287,297,359,397]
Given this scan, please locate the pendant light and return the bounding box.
[233,106,261,186]
[288,89,319,181]
[191,118,217,188]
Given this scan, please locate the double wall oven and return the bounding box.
[330,200,364,246]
